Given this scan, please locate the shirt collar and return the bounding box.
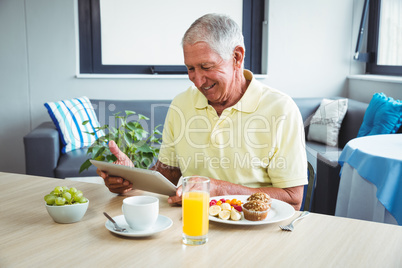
[194,69,262,113]
[195,90,208,109]
[232,70,262,113]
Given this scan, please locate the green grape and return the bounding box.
[78,197,88,204]
[44,194,56,205]
[68,187,78,195]
[62,192,72,203]
[54,186,63,195]
[45,186,87,206]
[73,191,83,202]
[55,197,66,205]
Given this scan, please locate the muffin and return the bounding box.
[247,192,272,208]
[242,200,269,221]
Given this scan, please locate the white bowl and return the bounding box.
[46,201,89,224]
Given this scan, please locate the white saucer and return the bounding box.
[105,215,173,237]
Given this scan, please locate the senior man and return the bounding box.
[97,13,307,210]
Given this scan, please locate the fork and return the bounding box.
[103,212,127,232]
[279,211,310,231]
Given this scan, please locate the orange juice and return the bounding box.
[182,191,210,237]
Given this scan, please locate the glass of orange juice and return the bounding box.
[182,176,210,245]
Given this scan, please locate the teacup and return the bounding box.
[122,196,159,231]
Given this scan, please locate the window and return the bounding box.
[78,0,265,75]
[366,0,402,75]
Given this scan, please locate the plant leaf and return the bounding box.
[106,154,117,162]
[138,114,150,121]
[81,108,161,170]
[137,143,153,153]
[134,128,148,140]
[94,155,105,161]
[123,132,133,147]
[93,146,106,159]
[154,129,163,136]
[125,110,136,116]
[126,121,142,131]
[79,159,92,173]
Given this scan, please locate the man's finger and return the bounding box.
[108,186,133,194]
[107,176,123,184]
[96,168,107,179]
[108,140,125,161]
[168,195,182,204]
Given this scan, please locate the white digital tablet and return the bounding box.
[90,160,177,196]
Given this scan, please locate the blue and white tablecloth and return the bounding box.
[338,134,402,225]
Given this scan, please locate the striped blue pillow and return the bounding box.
[44,96,105,154]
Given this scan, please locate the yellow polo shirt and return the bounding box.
[158,70,307,188]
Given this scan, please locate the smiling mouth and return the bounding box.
[202,83,216,91]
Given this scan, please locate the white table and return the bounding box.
[2,172,402,267]
[336,134,402,225]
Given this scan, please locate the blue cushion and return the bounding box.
[44,96,105,153]
[357,93,402,137]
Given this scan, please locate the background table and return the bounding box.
[336,134,402,225]
[1,172,402,267]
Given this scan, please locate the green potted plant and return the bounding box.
[79,110,162,173]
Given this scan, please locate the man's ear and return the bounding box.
[233,46,245,68]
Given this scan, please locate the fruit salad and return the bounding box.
[209,198,242,221]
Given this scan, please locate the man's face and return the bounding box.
[183,42,236,105]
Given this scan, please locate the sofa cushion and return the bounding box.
[55,148,98,178]
[357,92,402,137]
[44,96,105,154]
[307,98,348,146]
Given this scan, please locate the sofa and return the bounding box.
[24,99,172,179]
[24,97,369,215]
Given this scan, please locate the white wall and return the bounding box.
[0,0,395,174]
[348,76,402,103]
[264,0,353,98]
[0,0,31,174]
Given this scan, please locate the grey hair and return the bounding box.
[182,13,245,61]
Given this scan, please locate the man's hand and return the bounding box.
[167,186,183,205]
[96,140,134,194]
